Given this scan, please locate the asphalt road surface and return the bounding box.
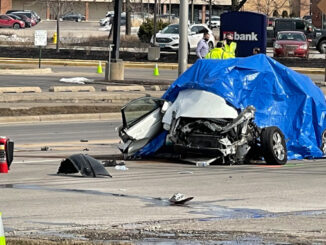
[0,65,324,91]
[0,120,119,144]
[1,120,326,243]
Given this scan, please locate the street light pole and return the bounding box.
[153,0,157,46]
[209,0,212,29]
[178,0,189,76]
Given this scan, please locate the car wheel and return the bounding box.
[76,18,81,22]
[13,23,20,29]
[320,130,326,154]
[318,40,326,54]
[261,126,287,165]
[208,42,214,50]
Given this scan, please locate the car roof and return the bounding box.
[278,31,305,34]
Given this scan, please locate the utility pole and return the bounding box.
[191,0,194,24]
[112,0,122,60]
[178,0,189,76]
[169,0,171,22]
[153,0,157,46]
[126,0,131,35]
[209,0,212,28]
[56,1,61,53]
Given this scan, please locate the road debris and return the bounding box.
[115,161,128,171]
[41,146,50,151]
[169,193,194,205]
[57,154,112,177]
[102,159,117,167]
[59,77,94,84]
[80,139,89,142]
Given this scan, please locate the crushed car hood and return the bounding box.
[162,89,238,129]
[136,54,326,160]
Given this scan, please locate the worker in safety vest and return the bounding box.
[205,41,231,59]
[223,33,237,58]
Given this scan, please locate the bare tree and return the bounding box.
[251,0,290,16]
[40,0,76,52]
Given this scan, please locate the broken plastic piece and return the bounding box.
[102,159,117,167]
[41,146,49,151]
[57,154,112,178]
[169,193,194,205]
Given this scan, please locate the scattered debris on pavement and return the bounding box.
[80,139,89,142]
[114,161,128,171]
[169,193,194,205]
[102,159,117,167]
[57,154,112,177]
[59,77,94,84]
[41,146,50,151]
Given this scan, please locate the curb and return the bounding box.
[0,68,52,75]
[0,112,121,124]
[0,57,323,74]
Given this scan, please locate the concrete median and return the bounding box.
[0,87,42,93]
[49,86,96,92]
[102,85,145,92]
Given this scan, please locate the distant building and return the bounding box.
[241,0,310,18]
[0,0,231,22]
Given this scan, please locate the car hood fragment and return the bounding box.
[137,54,326,160]
[57,154,112,177]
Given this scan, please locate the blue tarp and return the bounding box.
[138,54,326,159]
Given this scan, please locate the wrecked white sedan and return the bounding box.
[118,89,287,165]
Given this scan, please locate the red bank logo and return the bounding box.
[223,31,258,41]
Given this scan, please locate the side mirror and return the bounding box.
[190,31,196,35]
[158,30,161,33]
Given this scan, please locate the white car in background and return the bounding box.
[206,16,220,28]
[152,23,215,53]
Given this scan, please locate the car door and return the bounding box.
[190,26,207,49]
[0,15,11,27]
[119,97,165,154]
[189,26,200,49]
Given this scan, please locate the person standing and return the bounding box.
[196,32,210,59]
[223,33,237,58]
[205,41,231,59]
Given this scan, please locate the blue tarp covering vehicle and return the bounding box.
[134,54,326,160]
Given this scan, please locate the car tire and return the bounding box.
[261,126,287,165]
[76,18,81,22]
[320,130,326,154]
[318,40,326,54]
[13,23,20,29]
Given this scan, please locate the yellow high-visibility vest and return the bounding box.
[205,48,232,59]
[224,42,237,58]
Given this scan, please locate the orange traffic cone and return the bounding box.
[0,138,8,174]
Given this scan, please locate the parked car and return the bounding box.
[7,14,32,28]
[267,17,275,27]
[273,31,310,58]
[0,15,25,29]
[6,10,40,23]
[15,13,36,26]
[206,16,220,28]
[152,23,215,52]
[61,12,86,22]
[9,11,39,24]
